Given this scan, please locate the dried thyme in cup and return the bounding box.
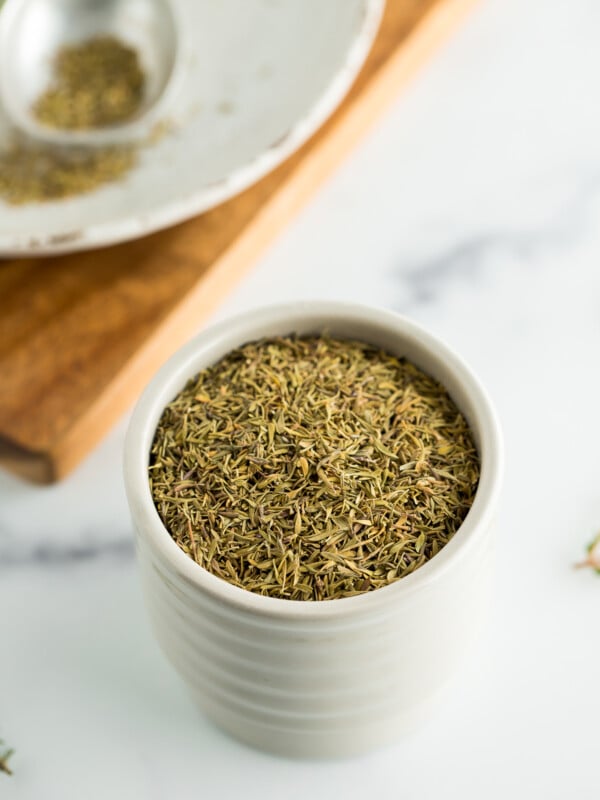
[150,336,480,601]
[34,35,145,130]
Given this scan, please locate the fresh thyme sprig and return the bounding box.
[575,532,600,574]
[0,740,14,776]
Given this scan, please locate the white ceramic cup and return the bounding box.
[124,302,503,758]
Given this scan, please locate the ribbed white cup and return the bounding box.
[124,302,503,758]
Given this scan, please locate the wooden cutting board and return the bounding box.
[0,0,478,483]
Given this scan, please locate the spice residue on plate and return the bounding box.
[34,35,146,130]
[0,35,149,205]
[150,335,481,601]
[0,141,136,205]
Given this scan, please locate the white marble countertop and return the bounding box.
[2,0,600,797]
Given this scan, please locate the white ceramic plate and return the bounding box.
[0,0,383,255]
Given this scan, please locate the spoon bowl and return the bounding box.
[0,0,180,146]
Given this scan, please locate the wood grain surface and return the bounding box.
[0,0,478,483]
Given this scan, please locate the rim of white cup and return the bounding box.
[124,302,503,621]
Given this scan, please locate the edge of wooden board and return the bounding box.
[6,0,480,483]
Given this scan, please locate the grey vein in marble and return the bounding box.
[394,171,600,308]
[0,534,134,569]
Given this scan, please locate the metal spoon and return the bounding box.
[0,0,180,146]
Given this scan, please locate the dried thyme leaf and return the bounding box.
[150,335,480,601]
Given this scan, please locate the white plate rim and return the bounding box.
[0,0,384,256]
